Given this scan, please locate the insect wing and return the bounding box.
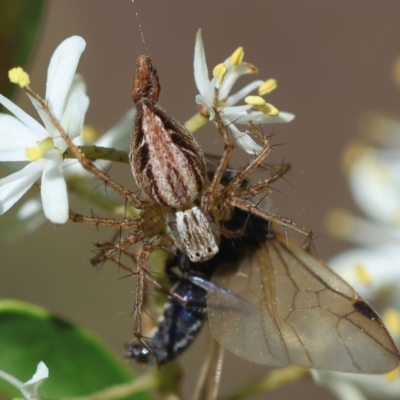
[206,233,400,373]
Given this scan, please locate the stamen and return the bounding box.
[386,366,400,382]
[383,308,400,336]
[354,264,372,286]
[341,141,371,174]
[25,146,44,161]
[258,79,277,95]
[392,55,400,88]
[82,125,100,143]
[213,63,228,85]
[230,47,244,66]
[8,67,30,88]
[245,97,279,116]
[245,95,266,106]
[325,209,355,239]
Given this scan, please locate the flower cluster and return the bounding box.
[0,31,296,230]
[193,29,294,154]
[0,37,135,229]
[315,71,400,400]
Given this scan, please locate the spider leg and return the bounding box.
[69,209,143,229]
[241,162,291,199]
[91,232,142,266]
[221,141,274,198]
[132,243,154,341]
[29,88,145,209]
[226,196,313,245]
[201,108,235,213]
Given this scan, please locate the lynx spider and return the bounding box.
[37,55,312,350]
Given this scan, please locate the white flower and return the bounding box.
[194,29,295,154]
[0,107,136,242]
[0,361,49,400]
[317,92,400,399]
[0,36,89,223]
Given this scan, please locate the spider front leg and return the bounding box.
[91,232,142,266]
[226,196,313,246]
[32,89,145,210]
[241,162,291,199]
[220,144,274,201]
[132,242,154,344]
[69,209,144,229]
[201,108,235,213]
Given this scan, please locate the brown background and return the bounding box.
[2,1,400,399]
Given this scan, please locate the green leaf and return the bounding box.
[0,300,150,400]
[0,0,46,99]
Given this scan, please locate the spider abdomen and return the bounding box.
[131,101,205,208]
[130,55,205,208]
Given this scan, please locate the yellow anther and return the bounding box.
[383,308,400,336]
[246,97,279,116]
[230,47,244,66]
[82,125,101,144]
[392,56,400,89]
[341,141,371,175]
[386,366,400,382]
[258,79,277,96]
[8,67,30,88]
[354,264,372,286]
[324,208,355,239]
[25,146,44,161]
[212,63,227,85]
[245,95,266,106]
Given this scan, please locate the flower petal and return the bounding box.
[96,108,136,149]
[194,29,211,97]
[0,95,48,140]
[56,74,90,151]
[329,245,400,305]
[227,122,263,154]
[231,110,295,124]
[225,80,264,107]
[0,161,45,214]
[26,92,55,135]
[20,361,49,400]
[195,94,215,120]
[46,36,86,121]
[41,155,68,223]
[348,153,400,226]
[312,371,368,400]
[218,63,257,100]
[0,114,40,161]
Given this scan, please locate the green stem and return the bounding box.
[60,371,159,400]
[184,113,208,133]
[64,146,129,164]
[66,176,139,217]
[220,366,310,400]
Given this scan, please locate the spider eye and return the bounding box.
[207,248,212,253]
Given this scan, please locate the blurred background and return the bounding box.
[2,1,400,399]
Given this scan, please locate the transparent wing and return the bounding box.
[206,233,399,373]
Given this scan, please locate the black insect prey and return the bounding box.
[127,203,271,365]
